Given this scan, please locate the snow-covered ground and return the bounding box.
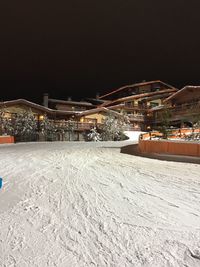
[0,141,200,267]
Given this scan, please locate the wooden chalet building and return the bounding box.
[2,82,200,142]
[98,80,178,130]
[149,86,200,128]
[0,81,178,136]
[76,106,131,130]
[0,99,77,121]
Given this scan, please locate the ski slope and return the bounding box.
[0,141,200,266]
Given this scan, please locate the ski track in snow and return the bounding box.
[0,141,200,267]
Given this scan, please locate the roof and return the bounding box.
[164,86,200,104]
[0,99,51,112]
[0,99,78,116]
[48,98,93,107]
[84,98,105,105]
[148,105,165,112]
[77,106,123,118]
[141,92,175,102]
[99,88,178,107]
[99,80,176,100]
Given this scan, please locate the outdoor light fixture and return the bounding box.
[39,115,44,120]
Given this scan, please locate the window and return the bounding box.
[150,102,159,108]
[125,101,133,108]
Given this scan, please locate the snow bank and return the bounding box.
[124,130,145,141]
[0,142,200,266]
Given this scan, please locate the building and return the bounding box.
[99,80,176,100]
[0,99,76,121]
[98,80,178,130]
[0,99,79,141]
[150,86,200,128]
[76,106,131,129]
[1,82,200,142]
[43,94,95,112]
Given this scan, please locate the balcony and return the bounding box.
[76,122,102,130]
[124,102,147,111]
[53,120,142,132]
[153,101,200,123]
[128,114,145,122]
[54,121,102,131]
[171,102,200,118]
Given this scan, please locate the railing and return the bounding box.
[170,102,200,118]
[76,122,102,130]
[76,123,140,131]
[54,120,141,131]
[173,101,200,111]
[52,120,101,131]
[128,114,145,122]
[153,101,200,122]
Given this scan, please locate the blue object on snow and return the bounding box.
[0,178,2,189]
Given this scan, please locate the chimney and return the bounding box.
[67,96,72,101]
[43,93,49,107]
[96,92,100,99]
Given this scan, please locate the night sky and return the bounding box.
[0,1,200,104]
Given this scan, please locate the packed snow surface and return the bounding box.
[0,141,200,267]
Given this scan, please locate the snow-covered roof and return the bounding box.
[149,105,165,111]
[77,106,123,117]
[99,88,178,107]
[48,98,94,107]
[99,80,176,100]
[164,86,200,104]
[0,99,77,116]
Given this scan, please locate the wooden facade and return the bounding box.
[99,80,176,100]
[1,83,200,137]
[0,99,76,120]
[150,86,200,128]
[43,94,95,112]
[98,81,178,130]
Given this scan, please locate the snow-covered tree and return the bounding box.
[87,126,101,141]
[3,117,14,135]
[40,114,56,136]
[158,108,172,139]
[54,119,77,141]
[0,108,14,135]
[13,110,37,136]
[66,119,76,132]
[0,108,5,135]
[65,120,76,141]
[101,113,129,141]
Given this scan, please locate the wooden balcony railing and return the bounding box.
[152,101,200,123]
[128,114,145,122]
[170,101,200,113]
[55,121,140,131]
[53,121,102,131]
[76,122,102,130]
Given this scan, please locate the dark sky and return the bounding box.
[0,1,200,104]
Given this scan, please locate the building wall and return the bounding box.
[1,104,44,117]
[147,99,162,107]
[56,104,87,111]
[80,113,106,124]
